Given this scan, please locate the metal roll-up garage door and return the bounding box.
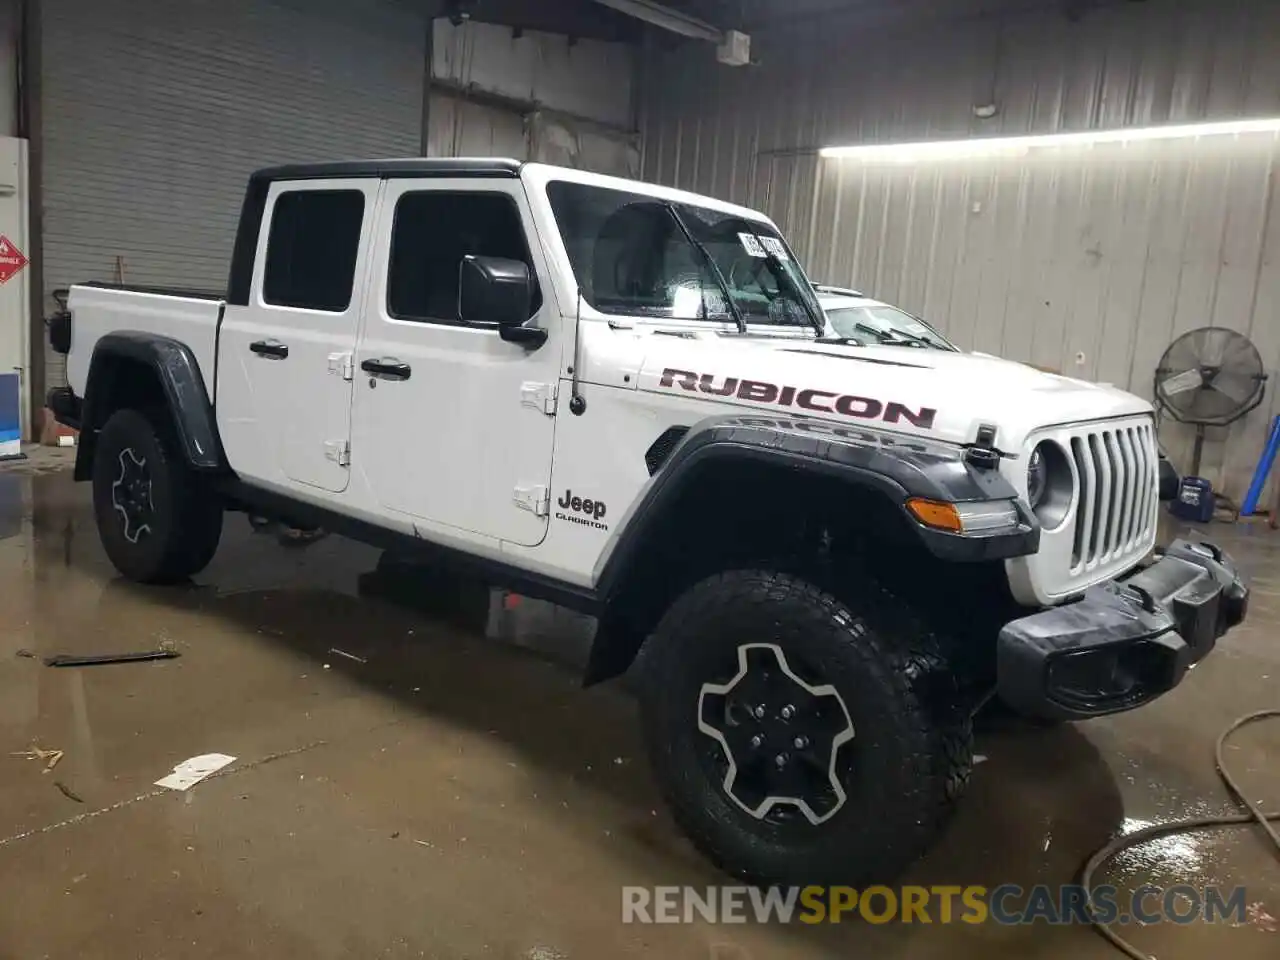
[40,0,426,387]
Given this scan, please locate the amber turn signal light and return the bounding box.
[906,498,963,533]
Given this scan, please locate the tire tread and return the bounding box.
[641,569,972,886]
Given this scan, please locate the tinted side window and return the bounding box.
[388,191,539,324]
[263,190,365,311]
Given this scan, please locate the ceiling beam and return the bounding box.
[589,0,724,42]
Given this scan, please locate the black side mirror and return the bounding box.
[459,255,546,349]
[1158,453,1180,501]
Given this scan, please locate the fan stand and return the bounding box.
[1190,423,1207,478]
[1186,367,1222,477]
[1186,419,1241,522]
[1186,370,1239,521]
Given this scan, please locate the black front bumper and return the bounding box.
[997,539,1248,721]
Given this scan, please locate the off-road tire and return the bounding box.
[640,570,972,887]
[92,408,223,583]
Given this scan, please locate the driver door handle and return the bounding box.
[249,339,289,359]
[361,357,412,381]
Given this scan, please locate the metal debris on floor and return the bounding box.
[43,649,180,667]
[328,647,367,664]
[11,745,64,773]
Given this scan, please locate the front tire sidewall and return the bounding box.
[642,571,956,887]
[92,410,196,583]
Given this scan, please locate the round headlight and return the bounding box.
[1027,440,1074,530]
[1027,447,1048,509]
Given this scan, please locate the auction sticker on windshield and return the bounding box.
[738,233,766,257]
[760,236,789,260]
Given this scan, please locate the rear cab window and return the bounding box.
[263,190,366,311]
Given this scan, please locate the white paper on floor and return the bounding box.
[155,753,237,791]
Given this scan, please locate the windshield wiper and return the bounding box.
[879,328,934,349]
[834,322,933,349]
[663,203,746,334]
[739,229,825,336]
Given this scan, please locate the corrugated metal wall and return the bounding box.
[432,18,634,128]
[642,0,1280,498]
[429,19,640,176]
[426,92,530,159]
[41,0,426,386]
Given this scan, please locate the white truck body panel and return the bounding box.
[350,176,562,549]
[59,161,1160,607]
[216,176,380,499]
[65,285,222,399]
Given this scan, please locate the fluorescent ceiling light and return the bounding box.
[819,117,1280,162]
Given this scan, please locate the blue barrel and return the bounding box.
[1171,476,1215,523]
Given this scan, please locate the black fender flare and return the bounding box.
[75,332,224,480]
[584,413,1038,684]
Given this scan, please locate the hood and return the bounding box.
[634,333,1153,450]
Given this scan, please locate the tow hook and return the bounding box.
[1125,583,1158,613]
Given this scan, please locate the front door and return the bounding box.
[217,179,378,494]
[352,179,559,547]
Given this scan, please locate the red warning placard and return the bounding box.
[0,235,28,285]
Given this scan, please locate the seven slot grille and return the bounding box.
[1067,422,1158,573]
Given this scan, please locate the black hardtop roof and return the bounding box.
[250,157,523,183]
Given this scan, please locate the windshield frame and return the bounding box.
[537,174,823,334]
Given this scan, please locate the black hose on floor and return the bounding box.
[1080,709,1280,959]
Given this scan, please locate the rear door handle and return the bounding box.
[249,340,289,359]
[361,357,412,381]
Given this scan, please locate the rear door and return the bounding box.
[217,180,377,493]
[351,179,560,547]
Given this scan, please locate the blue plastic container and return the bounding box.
[1171,476,1215,523]
[0,371,20,460]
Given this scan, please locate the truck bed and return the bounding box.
[66,283,225,403]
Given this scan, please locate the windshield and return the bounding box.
[823,304,958,351]
[546,180,820,328]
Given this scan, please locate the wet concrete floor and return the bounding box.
[1,466,1278,959]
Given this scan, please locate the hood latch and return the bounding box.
[964,423,1004,470]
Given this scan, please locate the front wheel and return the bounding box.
[91,408,223,583]
[640,570,971,887]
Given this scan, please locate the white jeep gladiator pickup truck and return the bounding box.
[47,158,1248,886]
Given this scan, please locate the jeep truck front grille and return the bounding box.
[1007,415,1159,606]
[1067,422,1158,575]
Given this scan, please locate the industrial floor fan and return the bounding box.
[1154,326,1268,520]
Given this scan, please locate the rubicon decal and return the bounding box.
[659,369,937,430]
[556,489,609,531]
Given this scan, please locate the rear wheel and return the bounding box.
[640,570,971,886]
[92,408,223,583]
